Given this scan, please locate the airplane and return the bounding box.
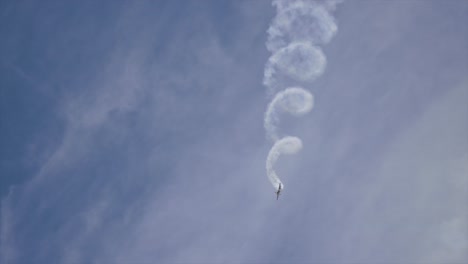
[276,183,282,200]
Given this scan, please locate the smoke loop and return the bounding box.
[266,136,303,189]
[263,42,326,93]
[264,87,314,141]
[267,0,338,52]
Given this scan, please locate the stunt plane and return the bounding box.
[276,183,282,200]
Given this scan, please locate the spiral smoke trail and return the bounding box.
[263,0,341,191]
[264,87,314,142]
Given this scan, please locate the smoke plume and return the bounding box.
[263,0,341,191]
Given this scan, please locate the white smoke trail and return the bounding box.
[266,136,303,189]
[264,87,314,141]
[267,0,338,53]
[263,42,326,94]
[263,0,341,193]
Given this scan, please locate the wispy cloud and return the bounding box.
[1,1,274,263]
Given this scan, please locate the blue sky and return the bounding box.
[1,0,467,263]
